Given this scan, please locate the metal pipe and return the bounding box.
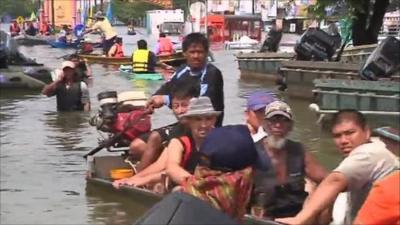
[309,103,400,116]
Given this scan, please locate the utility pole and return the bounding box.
[100,0,104,12]
[252,0,255,14]
[51,0,55,29]
[205,0,208,37]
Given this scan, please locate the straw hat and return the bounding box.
[179,96,221,118]
[94,11,104,19]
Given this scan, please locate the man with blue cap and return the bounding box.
[245,90,277,142]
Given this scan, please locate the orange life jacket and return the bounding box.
[112,43,124,58]
[10,23,20,33]
[158,37,174,56]
[40,23,49,34]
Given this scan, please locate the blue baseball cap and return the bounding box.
[200,125,257,171]
[246,91,277,111]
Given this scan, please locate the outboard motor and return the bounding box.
[359,36,400,80]
[294,27,338,61]
[89,91,151,148]
[90,91,118,132]
[260,28,282,53]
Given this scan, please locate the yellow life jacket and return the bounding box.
[132,49,149,72]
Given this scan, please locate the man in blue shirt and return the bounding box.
[147,33,224,126]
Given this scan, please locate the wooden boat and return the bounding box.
[14,34,55,46]
[236,52,295,82]
[78,54,131,65]
[86,154,283,225]
[79,52,186,67]
[310,78,400,116]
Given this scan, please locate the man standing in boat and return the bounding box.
[155,33,174,56]
[131,39,173,73]
[147,32,224,127]
[83,11,117,55]
[42,61,90,112]
[277,109,399,225]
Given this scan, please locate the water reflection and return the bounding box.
[85,182,150,225]
[44,111,91,151]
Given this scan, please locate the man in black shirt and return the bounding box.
[147,33,224,126]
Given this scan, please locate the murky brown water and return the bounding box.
[0,26,397,224]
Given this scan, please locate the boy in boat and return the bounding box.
[154,33,174,56]
[112,81,199,188]
[250,100,329,222]
[83,11,117,55]
[277,109,399,225]
[107,37,124,58]
[166,96,220,186]
[42,61,91,112]
[131,39,173,73]
[146,32,224,127]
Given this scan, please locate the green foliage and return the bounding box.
[0,0,36,18]
[112,0,162,23]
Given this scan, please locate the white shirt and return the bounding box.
[252,126,267,143]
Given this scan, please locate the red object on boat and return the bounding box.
[112,111,151,141]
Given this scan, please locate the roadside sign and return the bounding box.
[16,16,24,25]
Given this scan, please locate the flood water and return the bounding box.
[0,26,397,225]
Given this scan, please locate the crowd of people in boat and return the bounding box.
[9,18,52,37]
[40,27,399,224]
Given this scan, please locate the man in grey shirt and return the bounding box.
[277,109,399,225]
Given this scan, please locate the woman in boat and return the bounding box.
[107,37,124,58]
[155,33,174,56]
[9,20,21,37]
[166,96,220,186]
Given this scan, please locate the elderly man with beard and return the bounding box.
[250,100,328,223]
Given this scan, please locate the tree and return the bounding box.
[0,0,36,18]
[310,0,392,46]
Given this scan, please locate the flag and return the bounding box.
[106,0,113,24]
[30,11,36,21]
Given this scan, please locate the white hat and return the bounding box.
[117,91,147,107]
[179,96,221,118]
[61,61,76,70]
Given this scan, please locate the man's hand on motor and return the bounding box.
[146,95,165,110]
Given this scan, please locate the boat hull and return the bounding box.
[0,65,52,89]
[86,155,282,225]
[236,52,294,82]
[312,78,400,116]
[48,40,79,49]
[14,35,55,46]
[79,52,186,67]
